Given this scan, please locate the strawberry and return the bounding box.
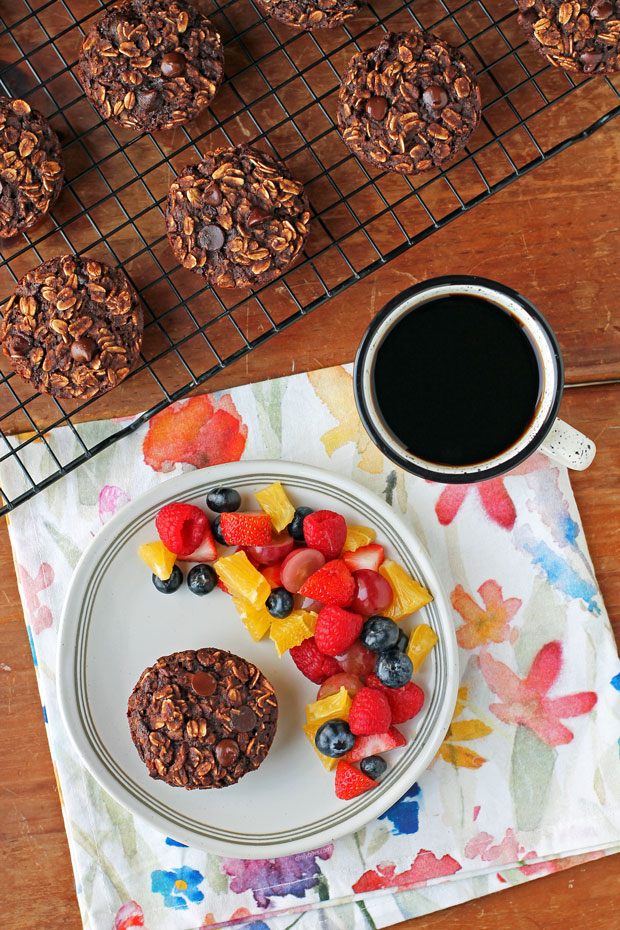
[219,512,272,546]
[348,687,392,735]
[366,674,425,723]
[289,637,342,684]
[185,522,218,562]
[314,606,363,657]
[260,563,283,588]
[347,726,406,762]
[343,543,385,573]
[155,502,208,557]
[335,760,378,800]
[303,510,347,560]
[299,559,355,607]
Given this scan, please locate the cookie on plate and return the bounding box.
[165,144,311,288]
[0,255,143,400]
[337,29,481,174]
[0,96,63,238]
[517,0,620,74]
[255,0,361,30]
[127,648,279,789]
[78,0,224,132]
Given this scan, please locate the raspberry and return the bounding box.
[366,674,425,723]
[334,760,378,800]
[303,510,347,560]
[155,502,208,557]
[314,605,363,657]
[299,559,355,607]
[289,637,342,684]
[219,512,272,546]
[348,686,392,735]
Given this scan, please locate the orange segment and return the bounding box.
[214,551,270,608]
[139,541,176,580]
[407,623,439,671]
[303,719,338,770]
[306,686,352,724]
[379,560,433,621]
[232,598,272,641]
[343,525,376,552]
[270,609,317,657]
[254,481,295,533]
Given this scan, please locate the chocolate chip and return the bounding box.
[192,671,216,696]
[517,9,537,27]
[591,0,613,16]
[160,52,186,78]
[423,84,449,111]
[197,224,225,251]
[70,336,96,363]
[231,705,258,733]
[580,50,603,71]
[8,334,29,356]
[204,183,222,206]
[138,89,158,111]
[365,95,388,121]
[215,738,239,767]
[247,207,272,228]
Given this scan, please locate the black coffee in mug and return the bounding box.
[372,294,542,467]
[353,277,577,483]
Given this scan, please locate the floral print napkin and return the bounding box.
[3,363,620,930]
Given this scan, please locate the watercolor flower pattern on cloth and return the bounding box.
[451,580,522,650]
[143,394,247,472]
[478,641,597,746]
[151,866,205,910]
[17,562,54,635]
[378,782,421,835]
[114,901,149,930]
[353,850,461,893]
[221,847,334,908]
[438,687,492,769]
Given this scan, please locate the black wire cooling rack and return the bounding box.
[0,0,619,513]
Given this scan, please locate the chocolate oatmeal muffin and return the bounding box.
[517,0,620,74]
[165,144,311,288]
[127,648,278,789]
[0,96,63,238]
[255,0,361,30]
[78,0,224,132]
[1,255,143,400]
[337,30,482,174]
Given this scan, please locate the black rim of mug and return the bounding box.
[353,274,565,485]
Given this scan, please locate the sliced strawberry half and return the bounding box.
[219,512,272,546]
[347,726,406,762]
[343,543,385,573]
[184,522,218,562]
[335,760,378,800]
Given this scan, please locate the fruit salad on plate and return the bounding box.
[139,481,439,801]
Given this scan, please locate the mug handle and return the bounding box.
[539,418,596,471]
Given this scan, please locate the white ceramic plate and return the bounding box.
[57,460,458,858]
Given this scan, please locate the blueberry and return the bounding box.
[315,718,355,758]
[211,514,226,545]
[360,615,400,652]
[152,564,183,593]
[287,506,313,541]
[396,629,408,653]
[266,587,294,618]
[374,649,413,688]
[187,563,217,596]
[360,755,387,779]
[207,487,241,513]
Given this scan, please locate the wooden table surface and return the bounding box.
[2,115,620,930]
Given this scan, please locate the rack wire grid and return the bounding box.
[0,0,619,513]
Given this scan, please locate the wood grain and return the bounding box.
[2,119,620,930]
